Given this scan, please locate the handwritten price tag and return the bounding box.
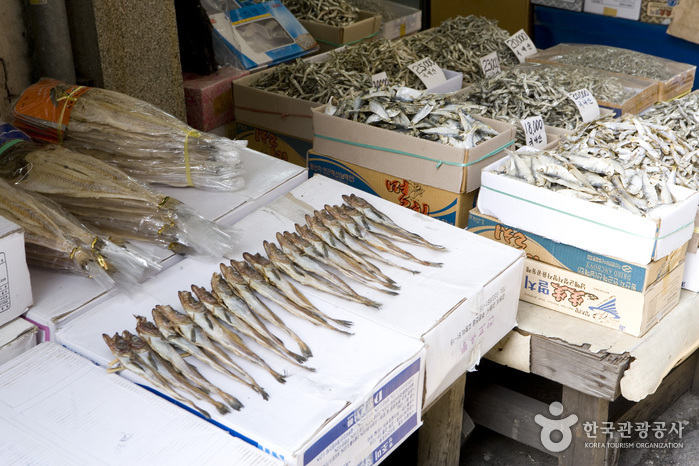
[567,88,600,123]
[505,29,537,63]
[408,57,447,89]
[480,52,501,79]
[520,116,547,149]
[371,72,390,88]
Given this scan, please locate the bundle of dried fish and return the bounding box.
[282,0,359,26]
[457,63,635,146]
[638,91,699,143]
[495,114,698,215]
[326,86,498,149]
[0,178,160,288]
[549,45,675,81]
[401,15,519,83]
[13,78,248,190]
[0,137,235,258]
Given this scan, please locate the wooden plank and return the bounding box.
[530,334,631,401]
[559,386,609,466]
[615,352,697,428]
[693,350,699,396]
[417,373,466,466]
[465,382,554,455]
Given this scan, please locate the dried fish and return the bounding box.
[282,0,359,27]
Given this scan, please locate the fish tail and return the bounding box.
[213,401,231,415]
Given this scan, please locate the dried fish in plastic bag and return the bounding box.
[12,78,249,191]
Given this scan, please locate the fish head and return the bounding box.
[152,307,176,334]
[220,262,245,285]
[134,315,160,338]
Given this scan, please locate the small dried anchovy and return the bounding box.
[346,0,400,21]
[401,15,519,84]
[457,64,637,146]
[326,86,499,149]
[638,91,699,142]
[282,0,359,27]
[553,45,675,81]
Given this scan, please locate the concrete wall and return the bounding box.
[0,0,32,123]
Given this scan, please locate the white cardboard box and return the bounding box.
[584,0,642,20]
[478,156,699,265]
[0,343,284,465]
[0,217,32,327]
[24,150,307,342]
[0,317,36,366]
[380,1,422,39]
[682,250,699,292]
[57,265,425,465]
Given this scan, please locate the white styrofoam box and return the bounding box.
[0,217,32,327]
[478,156,699,265]
[0,317,36,366]
[584,0,642,20]
[0,343,284,465]
[24,150,307,342]
[57,270,425,465]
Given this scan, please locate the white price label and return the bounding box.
[408,57,447,89]
[480,52,501,78]
[520,116,547,149]
[371,71,390,88]
[505,29,537,63]
[567,88,600,123]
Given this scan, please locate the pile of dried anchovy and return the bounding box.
[402,16,519,84]
[327,86,498,149]
[638,91,699,142]
[347,0,400,21]
[552,45,676,81]
[282,0,359,27]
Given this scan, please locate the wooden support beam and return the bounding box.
[530,334,631,401]
[559,386,609,466]
[417,373,466,466]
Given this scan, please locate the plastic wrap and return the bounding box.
[12,78,250,191]
[0,124,237,259]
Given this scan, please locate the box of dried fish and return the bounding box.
[479,152,699,265]
[307,149,479,227]
[521,256,685,336]
[312,87,517,193]
[531,0,584,12]
[298,10,382,53]
[0,317,37,366]
[526,43,697,102]
[468,208,688,293]
[0,216,32,327]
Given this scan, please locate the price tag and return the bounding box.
[480,52,501,78]
[371,72,390,88]
[567,88,600,123]
[520,116,547,149]
[504,29,537,63]
[408,57,447,89]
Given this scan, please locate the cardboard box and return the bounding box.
[23,150,307,342]
[300,11,382,53]
[526,43,696,103]
[380,1,422,39]
[312,107,517,194]
[531,0,584,11]
[430,0,532,35]
[478,156,699,265]
[233,68,463,167]
[307,149,478,227]
[0,317,36,366]
[183,66,250,132]
[468,208,687,292]
[640,0,678,24]
[520,257,685,336]
[584,0,642,20]
[0,343,284,465]
[209,1,319,70]
[0,217,32,327]
[57,257,425,465]
[682,250,699,291]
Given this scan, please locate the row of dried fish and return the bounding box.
[0,133,236,260]
[495,114,697,215]
[402,15,519,84]
[456,63,637,146]
[282,0,359,27]
[13,78,250,191]
[326,86,498,149]
[105,194,445,416]
[546,45,676,82]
